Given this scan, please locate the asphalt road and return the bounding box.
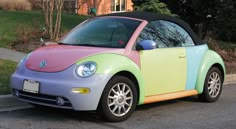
[0,84,236,129]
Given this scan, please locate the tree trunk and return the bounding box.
[49,0,54,40]
[45,0,49,33]
[53,0,63,40]
[40,0,49,35]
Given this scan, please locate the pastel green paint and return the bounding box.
[139,48,187,96]
[195,50,226,93]
[76,53,145,104]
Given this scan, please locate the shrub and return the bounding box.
[0,0,32,11]
[207,38,236,62]
[10,20,47,53]
[133,0,176,16]
[207,38,236,73]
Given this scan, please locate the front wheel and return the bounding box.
[199,67,223,102]
[98,75,137,122]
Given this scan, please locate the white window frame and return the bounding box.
[111,0,126,13]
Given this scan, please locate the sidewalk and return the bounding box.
[0,48,26,62]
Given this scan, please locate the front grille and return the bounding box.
[14,89,73,109]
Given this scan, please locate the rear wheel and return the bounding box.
[98,75,137,122]
[199,67,223,102]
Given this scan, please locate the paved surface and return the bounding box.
[0,84,235,129]
[0,48,26,62]
[0,95,32,112]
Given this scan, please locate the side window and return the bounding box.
[138,20,195,48]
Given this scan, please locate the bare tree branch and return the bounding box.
[36,0,64,40]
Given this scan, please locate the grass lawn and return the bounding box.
[0,59,17,94]
[0,10,88,48]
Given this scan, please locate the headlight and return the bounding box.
[75,61,97,78]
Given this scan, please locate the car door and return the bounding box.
[137,20,195,96]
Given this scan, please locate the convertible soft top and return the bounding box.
[101,12,204,45]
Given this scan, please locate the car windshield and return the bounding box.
[59,17,141,48]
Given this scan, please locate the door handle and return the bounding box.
[179,54,186,58]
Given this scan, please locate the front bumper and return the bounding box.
[10,64,112,111]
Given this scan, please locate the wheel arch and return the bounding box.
[76,53,145,105]
[195,50,226,94]
[112,71,141,105]
[211,63,225,81]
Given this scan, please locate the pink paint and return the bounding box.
[124,21,148,68]
[26,19,148,72]
[25,45,124,72]
[98,16,145,21]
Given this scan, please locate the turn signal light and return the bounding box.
[71,88,90,94]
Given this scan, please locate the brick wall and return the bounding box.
[77,0,133,15]
[126,0,133,12]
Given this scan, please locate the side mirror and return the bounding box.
[136,40,157,51]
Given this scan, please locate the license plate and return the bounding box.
[23,80,39,94]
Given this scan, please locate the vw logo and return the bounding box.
[39,61,47,68]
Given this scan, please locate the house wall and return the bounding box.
[96,0,111,15]
[77,0,133,15]
[126,0,133,12]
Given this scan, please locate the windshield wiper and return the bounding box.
[58,43,109,48]
[58,42,70,45]
[58,43,96,46]
[77,44,101,47]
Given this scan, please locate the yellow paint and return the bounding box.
[140,48,187,96]
[144,90,198,104]
[71,88,90,94]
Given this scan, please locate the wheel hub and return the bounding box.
[211,80,216,89]
[117,95,125,104]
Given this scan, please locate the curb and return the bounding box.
[0,95,33,112]
[0,105,33,112]
[224,74,236,85]
[0,94,12,98]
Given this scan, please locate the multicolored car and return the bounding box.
[10,12,225,122]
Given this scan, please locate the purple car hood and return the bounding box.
[25,44,125,72]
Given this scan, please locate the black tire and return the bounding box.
[199,67,223,102]
[98,75,137,122]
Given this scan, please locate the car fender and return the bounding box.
[195,50,226,93]
[75,53,145,104]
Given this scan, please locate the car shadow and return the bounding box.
[25,106,127,128]
[6,96,204,124]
